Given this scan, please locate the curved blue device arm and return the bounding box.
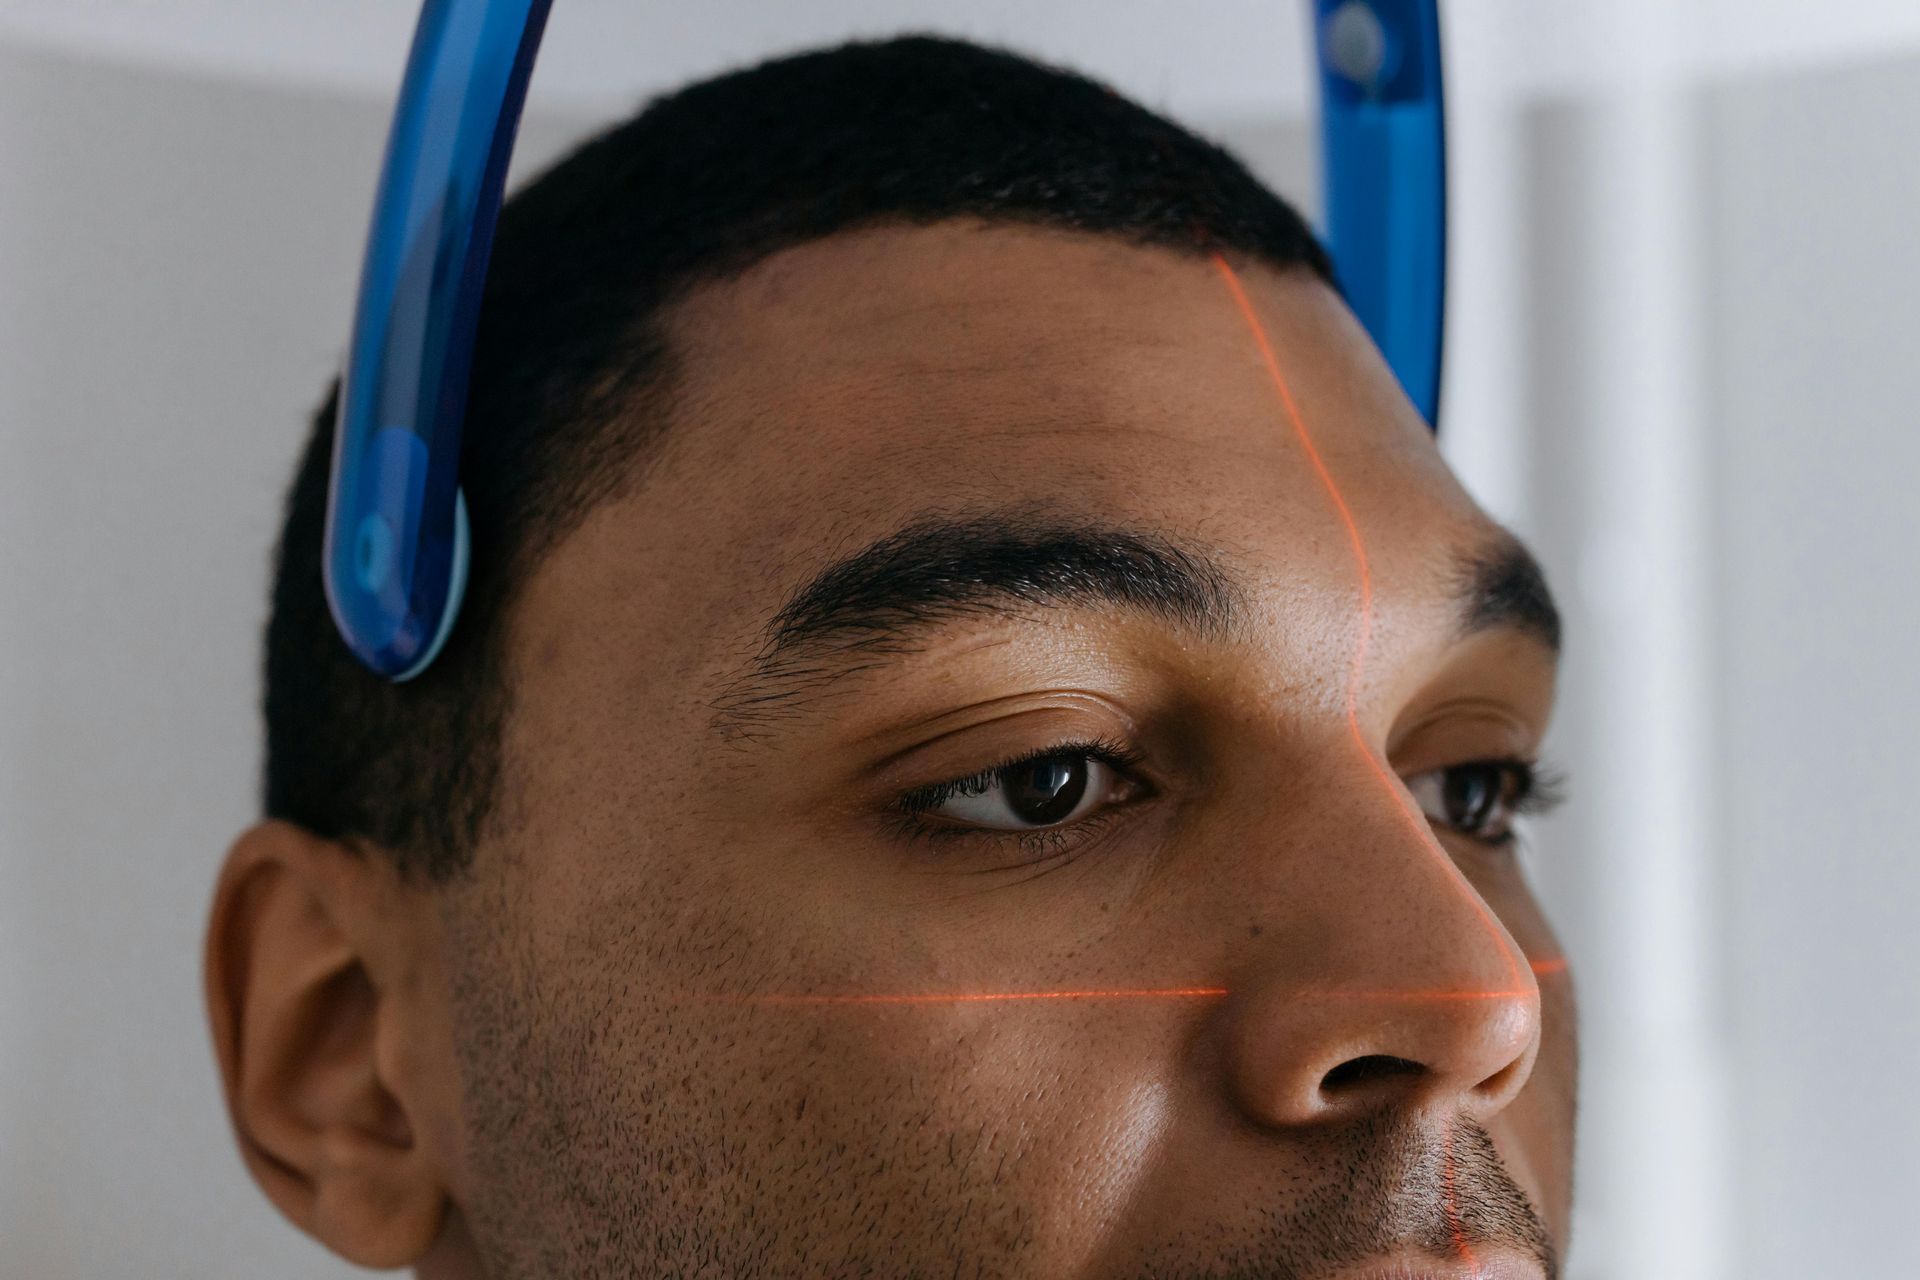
[1313,0,1445,428]
[327,0,1444,678]
[323,0,551,680]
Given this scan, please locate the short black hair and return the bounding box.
[262,33,1335,882]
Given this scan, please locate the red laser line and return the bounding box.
[1443,1126,1476,1267]
[1207,251,1529,999]
[715,967,1563,1008]
[704,987,1230,1007]
[1297,987,1537,1003]
[1208,251,1545,1272]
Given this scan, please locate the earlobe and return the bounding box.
[204,820,449,1268]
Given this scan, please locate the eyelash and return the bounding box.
[1451,757,1570,849]
[888,743,1571,861]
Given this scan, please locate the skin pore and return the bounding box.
[206,220,1576,1278]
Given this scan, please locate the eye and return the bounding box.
[900,741,1142,834]
[920,752,1115,829]
[1405,758,1563,846]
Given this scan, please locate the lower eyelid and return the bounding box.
[987,806,1128,863]
[899,792,1135,860]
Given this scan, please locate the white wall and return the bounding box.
[0,43,596,1280]
[1700,54,1920,1270]
[2,5,1918,1276]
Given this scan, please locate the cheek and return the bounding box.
[746,1004,1177,1268]
[517,861,1181,1268]
[715,986,1178,1264]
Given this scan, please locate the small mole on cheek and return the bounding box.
[1248,924,1263,938]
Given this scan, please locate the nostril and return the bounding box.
[1474,1051,1530,1104]
[1320,1054,1426,1094]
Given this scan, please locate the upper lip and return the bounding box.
[1321,1247,1545,1280]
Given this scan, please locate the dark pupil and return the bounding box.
[1003,756,1089,825]
[1443,766,1498,831]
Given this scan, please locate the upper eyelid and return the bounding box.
[902,755,1022,806]
[898,766,997,812]
[899,739,1142,803]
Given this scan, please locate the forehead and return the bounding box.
[511,221,1489,702]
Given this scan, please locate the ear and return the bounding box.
[204,819,455,1268]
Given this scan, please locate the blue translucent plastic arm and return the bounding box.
[1313,0,1446,429]
[323,0,552,680]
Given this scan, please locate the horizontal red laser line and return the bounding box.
[706,987,1230,1007]
[1299,987,1537,1002]
[697,957,1566,1009]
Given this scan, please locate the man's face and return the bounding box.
[440,221,1574,1278]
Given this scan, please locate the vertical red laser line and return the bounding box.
[1209,251,1536,1271]
[1444,1127,1473,1263]
[1206,253,1526,992]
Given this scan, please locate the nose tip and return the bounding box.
[1231,978,1541,1129]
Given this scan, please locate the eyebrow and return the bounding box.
[1453,531,1562,656]
[708,510,1559,743]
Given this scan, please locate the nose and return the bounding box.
[1220,758,1542,1130]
